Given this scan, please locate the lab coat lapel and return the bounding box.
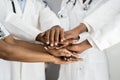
[22,0,33,19]
[13,0,22,16]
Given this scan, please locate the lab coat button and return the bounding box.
[60,15,63,18]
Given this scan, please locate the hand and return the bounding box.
[66,40,92,54]
[37,25,64,46]
[64,23,87,40]
[53,56,82,64]
[44,47,77,58]
[36,33,47,44]
[56,38,79,49]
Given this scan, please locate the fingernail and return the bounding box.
[55,42,58,46]
[46,42,49,44]
[61,39,64,42]
[74,40,78,42]
[50,44,54,47]
[64,58,67,61]
[44,47,48,50]
[48,46,51,49]
[56,47,60,49]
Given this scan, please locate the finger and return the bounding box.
[59,49,76,57]
[55,57,81,64]
[67,45,79,53]
[63,57,82,62]
[68,39,78,44]
[70,57,83,61]
[55,44,67,49]
[55,28,60,46]
[59,51,71,57]
[45,30,50,45]
[56,41,71,49]
[50,29,55,47]
[39,32,45,37]
[60,39,78,46]
[44,46,48,51]
[60,29,65,42]
[64,57,71,61]
[47,46,56,50]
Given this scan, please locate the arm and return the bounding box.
[82,0,120,50]
[0,35,79,64]
[5,0,61,42]
[63,0,120,50]
[0,22,78,63]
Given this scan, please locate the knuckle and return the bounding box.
[55,38,58,42]
[44,35,48,39]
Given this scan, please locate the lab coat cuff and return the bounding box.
[89,36,110,51]
[82,21,94,33]
[0,23,10,39]
[45,21,61,31]
[77,32,89,44]
[87,37,98,49]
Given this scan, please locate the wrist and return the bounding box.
[81,40,92,49]
[77,23,88,34]
[36,33,41,41]
[77,40,92,50]
[48,55,57,63]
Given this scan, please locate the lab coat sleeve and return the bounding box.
[83,0,120,32]
[82,0,120,50]
[0,23,10,39]
[38,0,61,32]
[5,13,40,42]
[88,15,120,51]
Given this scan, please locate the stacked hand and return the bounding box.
[37,24,92,64]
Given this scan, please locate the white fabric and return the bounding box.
[83,0,120,50]
[45,0,109,80]
[0,23,10,39]
[17,0,26,12]
[89,15,120,50]
[0,0,61,80]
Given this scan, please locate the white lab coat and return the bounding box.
[83,0,120,50]
[0,0,60,80]
[55,0,112,80]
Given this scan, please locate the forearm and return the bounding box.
[4,36,46,52]
[5,45,55,62]
[0,41,56,62]
[72,23,88,35]
[77,23,88,33]
[1,36,56,62]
